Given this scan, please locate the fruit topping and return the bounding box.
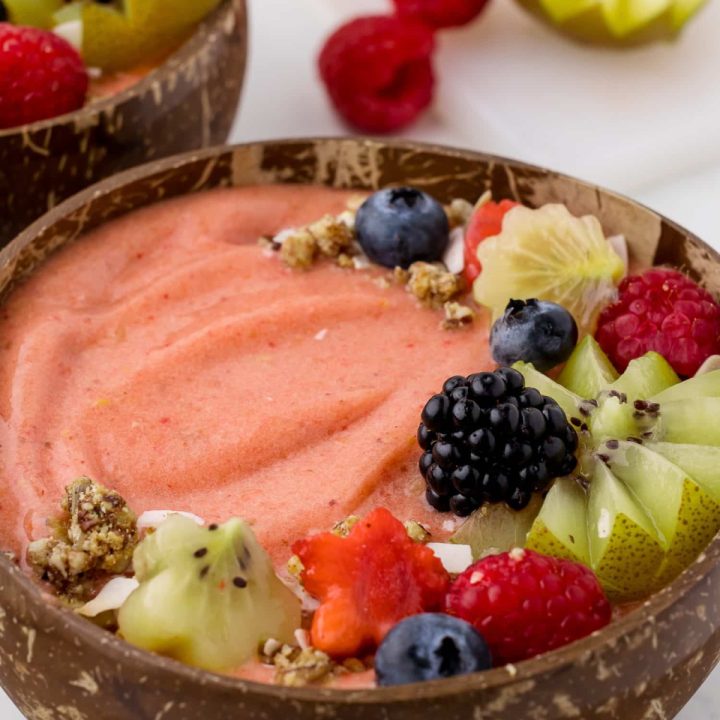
[595,268,720,377]
[557,335,618,398]
[27,477,137,602]
[318,16,435,133]
[118,515,300,672]
[65,0,223,72]
[261,641,336,687]
[356,187,450,269]
[292,507,450,658]
[472,204,625,330]
[514,0,707,46]
[463,198,519,286]
[0,22,88,129]
[516,338,720,600]
[375,613,492,686]
[392,0,491,28]
[418,368,578,516]
[394,261,463,307]
[490,299,579,372]
[3,0,61,28]
[445,548,611,664]
[450,494,543,560]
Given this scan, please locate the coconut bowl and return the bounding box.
[0,0,247,245]
[1,139,719,720]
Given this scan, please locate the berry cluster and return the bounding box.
[418,367,578,516]
[318,0,491,132]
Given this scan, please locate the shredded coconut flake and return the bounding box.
[76,577,139,617]
[443,226,466,275]
[608,234,628,274]
[314,328,328,341]
[294,629,310,651]
[427,543,473,574]
[137,510,205,530]
[53,20,83,51]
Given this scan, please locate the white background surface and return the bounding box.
[2,0,719,716]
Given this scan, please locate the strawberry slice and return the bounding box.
[292,507,450,658]
[463,199,519,286]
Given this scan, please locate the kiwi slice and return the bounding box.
[605,441,720,586]
[54,0,223,72]
[645,442,720,503]
[118,515,301,671]
[451,495,543,560]
[4,0,63,28]
[609,352,679,399]
[525,476,590,565]
[557,335,618,399]
[514,340,720,602]
[514,0,707,46]
[587,460,665,600]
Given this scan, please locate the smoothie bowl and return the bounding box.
[1,139,720,720]
[0,0,247,245]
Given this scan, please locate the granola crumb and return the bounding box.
[441,301,476,330]
[331,515,360,537]
[27,477,138,602]
[404,520,432,543]
[336,253,355,269]
[263,642,336,687]
[341,658,366,674]
[287,554,305,579]
[445,198,475,228]
[279,228,317,269]
[308,215,355,258]
[402,262,464,308]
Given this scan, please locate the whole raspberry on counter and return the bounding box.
[445,548,611,664]
[393,0,491,28]
[318,16,435,133]
[595,268,720,377]
[292,507,450,658]
[0,23,88,129]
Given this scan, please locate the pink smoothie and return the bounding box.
[0,185,493,567]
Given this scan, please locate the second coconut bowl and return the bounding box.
[0,0,247,245]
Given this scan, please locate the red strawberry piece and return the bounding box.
[595,268,720,376]
[393,0,491,29]
[445,548,611,665]
[292,507,450,658]
[463,199,519,286]
[318,16,435,134]
[0,23,88,129]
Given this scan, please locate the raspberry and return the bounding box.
[418,368,578,517]
[595,268,720,377]
[463,199,519,286]
[318,16,435,133]
[445,548,611,664]
[292,507,450,658]
[393,0,491,28]
[0,23,88,129]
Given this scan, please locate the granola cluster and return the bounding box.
[261,639,367,687]
[27,477,138,602]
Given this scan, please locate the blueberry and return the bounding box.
[375,614,492,686]
[490,299,578,372]
[0,2,7,22]
[355,187,449,269]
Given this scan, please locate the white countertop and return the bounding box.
[1,0,719,716]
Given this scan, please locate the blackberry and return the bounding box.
[418,368,578,517]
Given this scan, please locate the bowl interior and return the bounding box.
[3,138,720,708]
